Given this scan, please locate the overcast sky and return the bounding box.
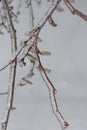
[0,0,87,130]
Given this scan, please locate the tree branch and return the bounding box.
[1,0,17,130]
[64,0,87,21]
[36,46,69,130]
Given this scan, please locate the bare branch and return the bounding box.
[39,0,61,28]
[36,46,69,129]
[1,0,17,130]
[0,0,62,72]
[0,41,26,71]
[1,0,87,130]
[64,0,87,21]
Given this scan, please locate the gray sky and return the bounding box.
[0,0,87,130]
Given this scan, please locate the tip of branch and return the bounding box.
[64,121,69,128]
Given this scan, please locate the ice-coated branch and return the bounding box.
[1,0,17,130]
[36,46,69,129]
[28,0,34,29]
[40,71,69,130]
[25,0,62,35]
[1,0,87,130]
[17,0,36,86]
[17,1,69,129]
[0,38,32,72]
[18,0,71,121]
[0,0,62,72]
[64,0,87,21]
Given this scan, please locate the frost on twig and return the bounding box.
[0,0,87,130]
[35,45,69,129]
[1,0,17,130]
[64,0,87,21]
[0,41,26,71]
[17,70,33,87]
[40,72,69,130]
[16,1,69,129]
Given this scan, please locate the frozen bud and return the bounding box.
[18,80,27,86]
[44,68,51,73]
[20,38,29,46]
[64,121,69,128]
[11,107,16,110]
[30,48,35,53]
[18,59,26,67]
[49,16,57,27]
[53,88,57,94]
[44,68,52,73]
[37,37,42,42]
[40,51,51,56]
[22,78,32,85]
[38,66,51,73]
[27,54,37,61]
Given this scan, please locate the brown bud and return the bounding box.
[40,51,51,56]
[27,54,37,61]
[49,16,57,27]
[22,78,32,85]
[44,68,51,73]
[37,37,42,42]
[11,107,16,110]
[19,59,26,67]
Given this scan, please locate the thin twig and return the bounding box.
[0,39,30,72]
[64,0,87,21]
[0,0,62,72]
[28,0,34,29]
[39,0,61,28]
[36,46,69,129]
[1,0,17,130]
[36,46,57,93]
